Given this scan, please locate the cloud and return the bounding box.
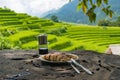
[0,0,27,12]
[0,0,68,17]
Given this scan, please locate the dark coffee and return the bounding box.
[39,48,48,54]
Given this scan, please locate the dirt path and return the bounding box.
[0,50,120,80]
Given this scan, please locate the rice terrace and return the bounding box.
[0,7,120,53]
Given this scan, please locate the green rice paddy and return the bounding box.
[0,8,120,53]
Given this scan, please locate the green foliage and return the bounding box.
[49,40,72,50]
[20,35,37,43]
[48,27,67,36]
[0,34,11,49]
[0,28,18,36]
[50,15,59,22]
[26,24,41,29]
[21,41,37,49]
[86,5,96,22]
[77,2,82,11]
[76,0,113,22]
[0,29,11,36]
[40,22,54,26]
[48,29,61,36]
[48,35,57,44]
[98,20,110,26]
[74,46,85,50]
[8,30,39,42]
[98,16,120,27]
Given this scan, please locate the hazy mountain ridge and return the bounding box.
[45,0,120,24]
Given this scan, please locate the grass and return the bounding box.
[8,30,39,42]
[0,7,120,53]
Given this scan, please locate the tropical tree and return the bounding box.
[50,15,59,22]
[98,16,120,27]
[70,0,113,22]
[98,20,110,26]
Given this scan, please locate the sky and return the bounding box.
[0,0,68,17]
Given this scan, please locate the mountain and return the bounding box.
[45,0,120,24]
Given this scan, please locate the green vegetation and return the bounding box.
[0,8,120,53]
[50,15,59,22]
[98,16,120,27]
[0,34,11,50]
[74,0,113,22]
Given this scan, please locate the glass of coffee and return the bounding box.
[38,34,48,54]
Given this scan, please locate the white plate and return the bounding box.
[39,53,79,63]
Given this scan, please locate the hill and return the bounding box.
[0,7,120,53]
[45,0,120,24]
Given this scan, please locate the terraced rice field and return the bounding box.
[0,8,120,53]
